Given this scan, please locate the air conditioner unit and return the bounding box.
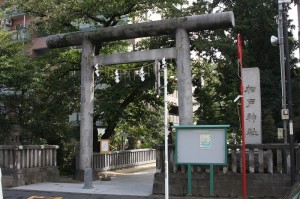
[4,18,12,27]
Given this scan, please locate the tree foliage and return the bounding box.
[1,0,183,155]
[2,0,299,154]
[3,0,184,34]
[0,30,34,143]
[188,0,299,143]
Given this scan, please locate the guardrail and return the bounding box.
[91,148,156,171]
[155,144,300,174]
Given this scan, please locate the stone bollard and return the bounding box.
[83,168,93,189]
[0,168,3,199]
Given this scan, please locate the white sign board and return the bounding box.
[243,67,262,144]
[100,139,110,154]
[175,125,229,165]
[200,134,211,149]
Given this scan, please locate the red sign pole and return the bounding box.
[237,33,247,199]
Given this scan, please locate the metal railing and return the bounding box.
[91,148,156,171]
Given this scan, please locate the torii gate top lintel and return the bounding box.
[46,11,235,49]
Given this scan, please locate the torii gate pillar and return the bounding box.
[79,38,95,188]
[176,28,193,125]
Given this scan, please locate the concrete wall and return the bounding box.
[153,172,293,198]
[2,167,59,187]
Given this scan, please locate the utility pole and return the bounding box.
[280,0,295,186]
[277,4,288,143]
[283,4,295,186]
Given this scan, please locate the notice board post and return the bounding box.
[174,125,230,196]
[100,139,111,181]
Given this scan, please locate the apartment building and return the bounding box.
[0,0,45,52]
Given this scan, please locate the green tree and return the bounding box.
[1,0,183,148]
[292,68,300,142]
[21,49,81,143]
[0,30,35,143]
[4,0,184,34]
[262,109,278,143]
[4,0,299,148]
[188,0,299,143]
[94,62,164,140]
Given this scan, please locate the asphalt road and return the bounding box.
[3,189,235,199]
[3,189,153,199]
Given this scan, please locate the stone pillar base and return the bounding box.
[74,169,99,181]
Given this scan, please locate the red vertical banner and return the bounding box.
[237,33,247,199]
[237,34,243,66]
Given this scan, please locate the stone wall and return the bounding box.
[2,167,59,187]
[153,172,292,198]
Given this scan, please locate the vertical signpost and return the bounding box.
[243,67,262,144]
[163,59,169,199]
[100,139,110,180]
[174,125,229,196]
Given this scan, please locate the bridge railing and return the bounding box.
[91,148,156,171]
[0,145,59,170]
[155,144,300,174]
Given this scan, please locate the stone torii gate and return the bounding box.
[46,12,235,188]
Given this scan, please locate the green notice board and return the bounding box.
[174,125,229,165]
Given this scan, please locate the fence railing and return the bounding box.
[155,144,300,174]
[91,148,156,171]
[0,145,59,170]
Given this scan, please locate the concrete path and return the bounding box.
[10,164,156,197]
[4,163,235,199]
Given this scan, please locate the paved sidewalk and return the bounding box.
[4,163,235,199]
[10,164,156,196]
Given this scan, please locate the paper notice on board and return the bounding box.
[200,134,211,149]
[100,139,110,154]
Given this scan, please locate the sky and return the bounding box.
[150,1,299,60]
[290,5,299,60]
